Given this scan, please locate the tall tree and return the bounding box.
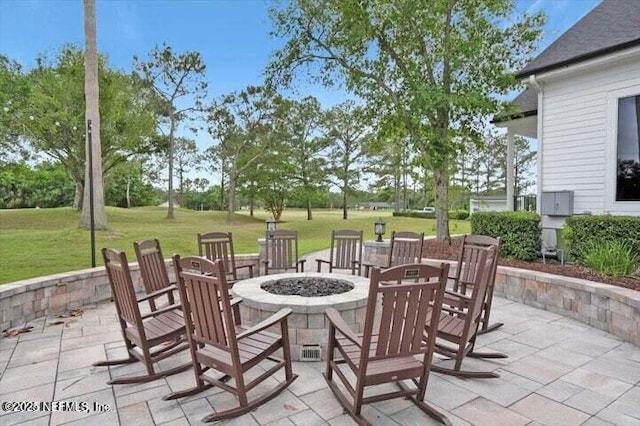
[208,86,281,223]
[17,47,157,209]
[281,96,328,220]
[172,137,200,206]
[324,101,369,219]
[81,0,106,229]
[268,0,544,241]
[135,44,207,219]
[0,56,30,163]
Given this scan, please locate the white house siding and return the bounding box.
[540,55,640,219]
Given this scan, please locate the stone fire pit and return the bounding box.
[232,272,370,361]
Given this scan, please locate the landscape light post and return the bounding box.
[87,119,96,268]
[374,218,386,243]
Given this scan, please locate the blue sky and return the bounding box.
[1,0,601,105]
[0,0,601,184]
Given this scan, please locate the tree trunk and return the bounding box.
[125,176,131,208]
[166,113,175,219]
[306,198,312,220]
[80,0,107,229]
[74,181,83,211]
[434,167,450,242]
[227,160,237,224]
[342,185,348,220]
[249,192,254,217]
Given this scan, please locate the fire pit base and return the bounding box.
[232,272,370,361]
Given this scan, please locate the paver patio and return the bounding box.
[1,253,639,425]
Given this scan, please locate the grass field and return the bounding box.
[0,206,470,284]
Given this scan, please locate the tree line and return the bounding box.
[0,0,544,241]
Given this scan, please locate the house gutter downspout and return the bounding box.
[529,75,543,215]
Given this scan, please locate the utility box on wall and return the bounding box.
[541,191,574,216]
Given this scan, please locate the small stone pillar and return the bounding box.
[363,240,390,267]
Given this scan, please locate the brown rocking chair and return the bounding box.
[431,246,507,379]
[133,238,177,311]
[449,234,503,335]
[325,263,451,426]
[197,231,255,286]
[263,229,306,275]
[316,229,363,275]
[164,257,297,422]
[94,248,191,385]
[363,231,425,277]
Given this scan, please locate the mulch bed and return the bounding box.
[423,237,640,292]
[261,277,354,297]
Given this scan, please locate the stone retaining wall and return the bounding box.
[493,265,640,347]
[0,255,259,330]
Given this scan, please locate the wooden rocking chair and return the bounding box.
[263,229,306,275]
[449,235,502,335]
[94,248,191,385]
[325,263,451,426]
[316,229,363,275]
[164,257,297,422]
[363,231,425,277]
[133,238,177,311]
[431,246,507,379]
[172,254,243,326]
[197,231,255,286]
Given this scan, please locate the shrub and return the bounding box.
[564,215,640,262]
[582,240,639,277]
[391,210,469,220]
[450,210,469,220]
[470,211,541,260]
[393,211,435,219]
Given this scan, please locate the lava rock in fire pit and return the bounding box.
[261,277,353,297]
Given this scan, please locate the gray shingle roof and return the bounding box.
[517,0,640,79]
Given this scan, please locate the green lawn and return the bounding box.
[0,206,470,284]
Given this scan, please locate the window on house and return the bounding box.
[616,94,640,201]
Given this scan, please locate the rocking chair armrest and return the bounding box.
[440,304,467,317]
[325,308,361,347]
[140,302,182,319]
[444,290,472,303]
[362,262,375,278]
[237,308,292,340]
[235,264,254,278]
[137,284,177,302]
[316,259,330,272]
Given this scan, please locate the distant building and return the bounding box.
[469,195,508,215]
[360,202,392,211]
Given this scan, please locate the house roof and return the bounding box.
[517,0,640,79]
[493,87,538,122]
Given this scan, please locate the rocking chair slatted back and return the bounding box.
[364,264,448,360]
[264,230,304,274]
[198,232,237,280]
[388,231,425,267]
[178,262,235,350]
[103,248,142,328]
[332,229,363,270]
[134,239,172,294]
